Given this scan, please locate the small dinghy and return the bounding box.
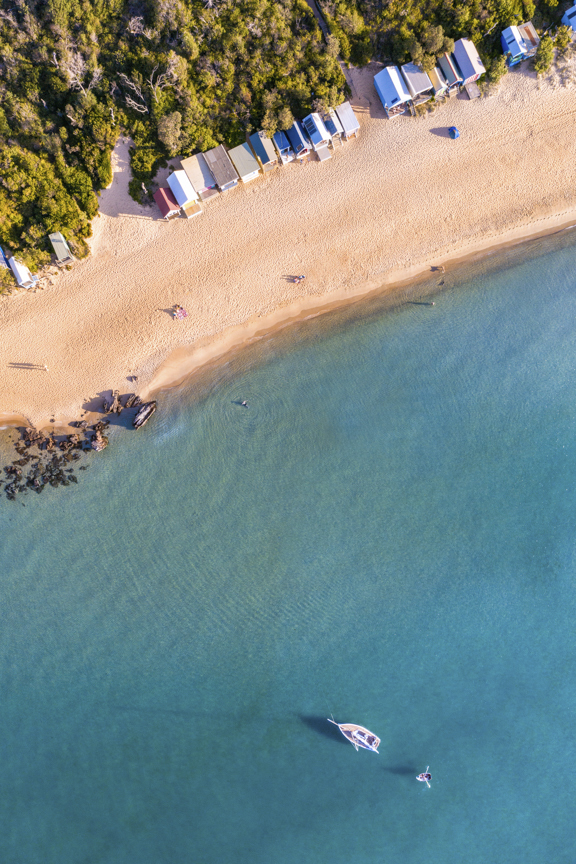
[133,401,157,429]
[327,718,380,752]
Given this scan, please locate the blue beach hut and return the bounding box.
[286,122,310,159]
[272,130,294,164]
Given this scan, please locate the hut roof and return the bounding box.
[167,170,198,206]
[249,130,277,166]
[286,122,309,155]
[180,153,216,194]
[438,53,463,86]
[9,257,38,288]
[301,113,331,147]
[334,101,360,136]
[228,142,260,179]
[324,108,343,138]
[429,67,448,94]
[272,130,292,155]
[453,38,485,80]
[562,3,576,29]
[373,66,411,110]
[203,145,239,188]
[49,231,74,263]
[153,187,180,218]
[400,63,433,98]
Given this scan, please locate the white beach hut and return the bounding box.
[373,66,412,117]
[167,169,202,218]
[9,257,38,289]
[334,101,360,139]
[301,113,332,160]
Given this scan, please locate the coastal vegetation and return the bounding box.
[0,0,344,272]
[0,0,571,277]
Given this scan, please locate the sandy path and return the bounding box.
[1,59,576,428]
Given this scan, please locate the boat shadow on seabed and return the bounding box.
[297,715,350,745]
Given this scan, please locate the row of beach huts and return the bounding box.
[153,101,360,220]
[374,13,575,118]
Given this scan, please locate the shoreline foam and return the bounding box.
[1,60,576,431]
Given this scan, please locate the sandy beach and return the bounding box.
[1,59,576,430]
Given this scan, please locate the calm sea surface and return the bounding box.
[2,233,576,864]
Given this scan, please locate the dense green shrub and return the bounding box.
[0,0,345,267]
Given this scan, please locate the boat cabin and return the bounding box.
[228,142,261,183]
[249,131,278,172]
[167,170,202,218]
[180,154,219,202]
[374,66,412,117]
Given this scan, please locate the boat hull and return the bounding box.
[328,720,380,752]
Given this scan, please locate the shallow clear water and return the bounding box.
[2,234,576,864]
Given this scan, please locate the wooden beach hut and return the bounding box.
[272,130,295,164]
[453,39,485,85]
[167,170,202,218]
[9,257,38,289]
[180,154,219,202]
[562,4,576,29]
[203,145,239,192]
[334,101,360,139]
[228,142,261,183]
[301,113,332,160]
[373,66,412,117]
[400,63,433,103]
[48,231,74,265]
[286,122,312,159]
[438,53,463,94]
[249,131,278,172]
[153,187,181,220]
[429,67,449,97]
[324,108,344,146]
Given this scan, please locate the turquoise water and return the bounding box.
[2,234,576,863]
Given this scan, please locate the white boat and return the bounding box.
[327,718,380,752]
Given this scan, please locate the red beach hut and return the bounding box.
[153,187,180,220]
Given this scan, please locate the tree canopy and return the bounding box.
[0,0,345,272]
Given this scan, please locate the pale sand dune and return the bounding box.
[1,61,576,429]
